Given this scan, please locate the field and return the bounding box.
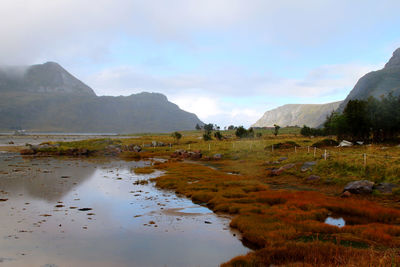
[20,129,400,266]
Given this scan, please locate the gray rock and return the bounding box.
[213,154,222,160]
[301,161,316,172]
[373,183,399,194]
[307,175,320,181]
[270,163,296,176]
[343,180,374,194]
[279,157,288,161]
[133,145,142,153]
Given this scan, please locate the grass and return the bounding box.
[20,130,400,266]
[132,166,155,174]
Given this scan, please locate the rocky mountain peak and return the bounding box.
[384,47,400,68]
[0,62,96,96]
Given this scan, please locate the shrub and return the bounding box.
[312,139,339,148]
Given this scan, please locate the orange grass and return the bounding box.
[154,161,400,266]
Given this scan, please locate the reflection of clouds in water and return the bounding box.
[0,157,249,267]
[325,217,346,228]
[0,157,95,202]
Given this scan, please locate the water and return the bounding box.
[325,217,346,228]
[0,154,249,266]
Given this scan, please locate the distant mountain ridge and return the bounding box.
[253,48,400,128]
[252,101,342,128]
[337,48,400,111]
[0,62,203,133]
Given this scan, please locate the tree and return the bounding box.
[195,123,202,130]
[235,126,254,138]
[228,125,235,130]
[203,132,212,141]
[203,123,214,132]
[203,123,214,141]
[300,125,312,137]
[214,131,223,140]
[274,124,280,136]
[171,132,182,143]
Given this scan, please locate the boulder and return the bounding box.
[343,180,374,194]
[338,140,353,147]
[301,161,316,172]
[20,149,35,155]
[213,154,222,160]
[270,163,296,176]
[307,175,320,181]
[373,183,399,194]
[341,191,352,198]
[133,145,142,153]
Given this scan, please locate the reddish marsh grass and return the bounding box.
[154,161,400,266]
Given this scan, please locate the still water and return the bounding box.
[0,153,249,267]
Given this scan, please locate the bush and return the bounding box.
[203,132,212,141]
[271,141,300,149]
[312,139,339,148]
[235,126,254,138]
[214,131,223,140]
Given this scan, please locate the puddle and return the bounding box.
[0,156,249,267]
[325,217,346,228]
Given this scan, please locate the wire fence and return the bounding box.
[171,139,400,168]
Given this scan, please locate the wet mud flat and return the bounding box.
[0,153,249,267]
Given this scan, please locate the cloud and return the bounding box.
[1,0,400,64]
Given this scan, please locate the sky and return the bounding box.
[1,0,400,128]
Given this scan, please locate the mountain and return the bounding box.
[252,101,342,128]
[0,63,203,133]
[337,48,400,111]
[0,62,95,96]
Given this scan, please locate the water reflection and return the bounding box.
[325,217,346,228]
[0,155,249,267]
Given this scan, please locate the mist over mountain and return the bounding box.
[252,101,342,128]
[0,62,203,133]
[0,62,95,96]
[337,48,400,111]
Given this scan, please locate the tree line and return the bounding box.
[301,94,400,142]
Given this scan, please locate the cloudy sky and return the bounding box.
[1,0,400,127]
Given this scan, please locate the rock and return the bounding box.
[373,183,399,194]
[151,141,166,147]
[338,140,353,147]
[279,157,288,162]
[301,161,316,172]
[341,191,352,198]
[8,141,14,144]
[170,150,202,160]
[213,154,222,160]
[133,145,142,153]
[270,163,296,176]
[343,180,374,194]
[20,149,35,155]
[307,175,320,181]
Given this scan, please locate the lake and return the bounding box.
[0,153,249,267]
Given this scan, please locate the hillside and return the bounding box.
[0,63,203,133]
[337,48,400,111]
[0,62,95,96]
[252,101,342,128]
